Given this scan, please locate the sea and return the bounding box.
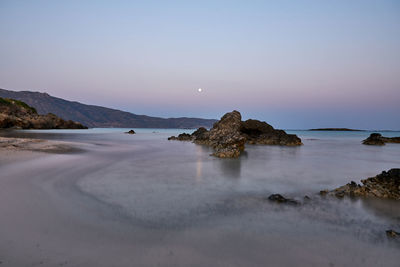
[1,128,400,266]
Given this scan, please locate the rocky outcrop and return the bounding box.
[168,110,302,158]
[327,169,400,200]
[202,111,246,158]
[241,119,302,145]
[0,97,87,129]
[191,127,209,142]
[362,133,400,146]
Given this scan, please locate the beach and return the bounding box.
[0,129,399,266]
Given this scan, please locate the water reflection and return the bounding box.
[216,157,242,178]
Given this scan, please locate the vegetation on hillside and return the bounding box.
[0,97,37,114]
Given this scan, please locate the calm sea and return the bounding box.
[1,128,400,266]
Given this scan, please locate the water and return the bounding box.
[1,128,399,266]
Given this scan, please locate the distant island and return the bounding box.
[309,128,364,131]
[0,88,217,128]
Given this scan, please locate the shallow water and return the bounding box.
[1,129,400,266]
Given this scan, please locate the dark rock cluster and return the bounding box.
[327,169,400,200]
[362,133,400,146]
[125,130,136,134]
[0,97,87,129]
[267,194,299,205]
[168,110,302,158]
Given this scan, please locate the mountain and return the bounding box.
[0,97,87,129]
[0,88,217,128]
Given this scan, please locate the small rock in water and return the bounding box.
[362,133,400,146]
[267,194,299,205]
[168,133,192,141]
[125,130,136,134]
[386,229,400,238]
[319,190,329,196]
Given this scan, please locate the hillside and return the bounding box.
[0,88,217,128]
[0,97,87,129]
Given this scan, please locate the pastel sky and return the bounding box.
[1,0,399,129]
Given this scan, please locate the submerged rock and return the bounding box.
[267,194,299,205]
[125,129,136,134]
[330,169,400,200]
[168,110,302,158]
[362,133,400,146]
[386,230,400,238]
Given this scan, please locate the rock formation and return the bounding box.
[0,97,87,129]
[168,110,302,158]
[362,133,400,145]
[241,119,302,145]
[327,169,400,200]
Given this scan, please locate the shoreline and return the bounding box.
[0,136,85,153]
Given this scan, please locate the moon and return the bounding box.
[198,88,202,92]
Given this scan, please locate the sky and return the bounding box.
[1,0,399,129]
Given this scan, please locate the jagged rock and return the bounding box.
[206,111,245,158]
[169,110,302,158]
[329,169,400,200]
[125,130,136,134]
[191,127,209,142]
[240,119,302,145]
[362,133,400,145]
[168,133,192,141]
[267,194,299,205]
[0,98,87,129]
[386,230,400,238]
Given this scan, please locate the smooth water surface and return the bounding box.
[1,129,399,266]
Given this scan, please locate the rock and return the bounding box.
[240,119,302,146]
[206,111,246,158]
[0,98,87,129]
[125,130,136,134]
[329,169,400,200]
[168,133,192,141]
[362,133,400,145]
[191,127,209,142]
[178,110,302,158]
[267,194,299,205]
[386,230,400,238]
[319,190,329,196]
